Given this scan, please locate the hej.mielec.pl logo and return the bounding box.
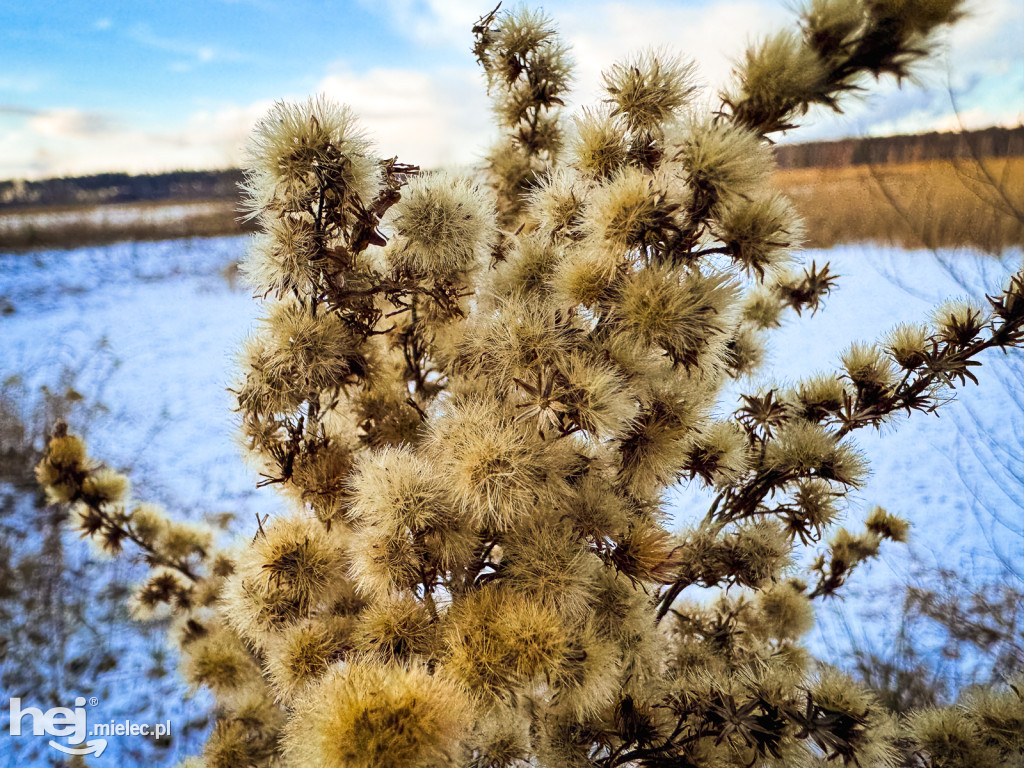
[8,696,171,757]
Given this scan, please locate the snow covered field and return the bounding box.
[0,202,227,235]
[0,235,1020,764]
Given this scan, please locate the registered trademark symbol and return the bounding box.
[89,697,98,707]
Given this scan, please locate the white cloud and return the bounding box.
[317,64,492,168]
[930,107,1021,134]
[0,63,493,178]
[358,0,490,48]
[28,109,113,138]
[0,104,266,179]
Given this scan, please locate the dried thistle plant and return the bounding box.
[35,2,1024,768]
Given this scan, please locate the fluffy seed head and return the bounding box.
[349,446,452,532]
[603,50,699,133]
[570,108,629,178]
[741,285,784,329]
[487,233,564,302]
[352,593,436,661]
[672,116,773,203]
[204,717,278,768]
[789,372,849,421]
[932,299,987,345]
[725,325,765,377]
[907,706,998,768]
[460,294,570,388]
[581,166,685,256]
[223,514,347,645]
[527,168,588,239]
[754,581,814,640]
[385,170,497,278]
[886,322,929,369]
[614,265,738,368]
[726,520,791,588]
[550,625,622,719]
[727,31,828,133]
[245,96,381,216]
[790,478,840,534]
[842,342,897,391]
[616,393,707,497]
[426,398,554,530]
[183,623,261,693]
[869,0,966,36]
[80,467,130,505]
[263,616,352,702]
[767,420,866,485]
[444,584,569,694]
[241,218,320,299]
[715,192,803,277]
[501,515,598,618]
[559,353,638,439]
[283,658,471,768]
[237,301,366,415]
[287,441,355,524]
[864,506,910,543]
[563,474,630,543]
[548,246,619,309]
[683,419,750,486]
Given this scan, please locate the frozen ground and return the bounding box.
[672,245,1023,566]
[0,235,1021,763]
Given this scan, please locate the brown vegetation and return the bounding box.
[0,198,253,252]
[775,157,1024,252]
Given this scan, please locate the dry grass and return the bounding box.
[775,157,1024,253]
[0,198,252,252]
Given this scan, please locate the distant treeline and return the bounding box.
[775,126,1024,169]
[0,169,245,209]
[1,127,1022,209]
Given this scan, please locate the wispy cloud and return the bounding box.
[0,57,494,179]
[29,108,115,138]
[0,104,259,179]
[317,64,491,168]
[0,105,44,117]
[126,23,248,69]
[358,0,489,48]
[0,74,46,95]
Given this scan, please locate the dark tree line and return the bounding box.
[775,125,1024,169]
[0,169,245,210]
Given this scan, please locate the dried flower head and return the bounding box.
[385,170,497,278]
[603,50,699,134]
[244,96,381,216]
[283,658,471,768]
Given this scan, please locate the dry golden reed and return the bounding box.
[775,157,1024,253]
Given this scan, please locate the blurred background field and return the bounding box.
[777,157,1024,252]
[2,126,1021,254]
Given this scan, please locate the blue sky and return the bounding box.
[1,0,1021,179]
